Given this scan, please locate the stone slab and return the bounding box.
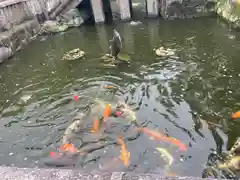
[0,19,40,53]
[0,166,220,180]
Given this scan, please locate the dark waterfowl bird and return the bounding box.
[109,29,122,60]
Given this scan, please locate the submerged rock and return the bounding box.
[39,21,68,35]
[58,8,84,28]
[100,53,131,64]
[39,8,85,36]
[0,46,13,63]
[62,48,85,61]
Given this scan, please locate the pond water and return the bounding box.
[0,18,240,178]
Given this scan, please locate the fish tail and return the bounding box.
[165,137,187,151]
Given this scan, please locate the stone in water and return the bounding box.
[62,48,85,61]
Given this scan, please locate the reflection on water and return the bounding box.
[0,18,240,177]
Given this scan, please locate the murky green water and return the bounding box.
[0,18,240,177]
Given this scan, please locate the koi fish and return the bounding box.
[90,118,104,133]
[138,127,187,152]
[90,119,99,133]
[156,147,174,166]
[103,104,112,121]
[116,102,137,122]
[59,143,79,153]
[103,85,117,89]
[117,137,130,167]
[232,111,240,119]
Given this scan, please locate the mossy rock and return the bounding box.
[100,54,114,62]
[62,48,85,61]
[100,53,131,63]
[118,53,131,62]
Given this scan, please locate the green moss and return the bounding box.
[233,4,240,16]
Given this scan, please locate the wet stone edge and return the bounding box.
[0,166,222,180]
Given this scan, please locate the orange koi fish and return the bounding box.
[117,137,130,167]
[138,128,187,152]
[90,119,100,133]
[103,104,112,121]
[232,111,240,119]
[59,143,79,153]
[103,85,117,89]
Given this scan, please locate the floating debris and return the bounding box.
[155,47,176,57]
[130,21,142,26]
[62,48,85,61]
[73,95,79,101]
[132,2,141,7]
[19,94,32,104]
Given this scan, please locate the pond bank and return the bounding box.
[0,166,217,180]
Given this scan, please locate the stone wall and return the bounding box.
[0,0,42,64]
[216,0,240,29]
[160,0,217,19]
[0,0,84,64]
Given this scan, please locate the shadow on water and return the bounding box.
[0,18,240,177]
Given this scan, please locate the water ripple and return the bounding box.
[0,19,238,177]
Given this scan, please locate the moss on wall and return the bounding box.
[216,0,240,29]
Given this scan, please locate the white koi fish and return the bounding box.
[156,147,174,167]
